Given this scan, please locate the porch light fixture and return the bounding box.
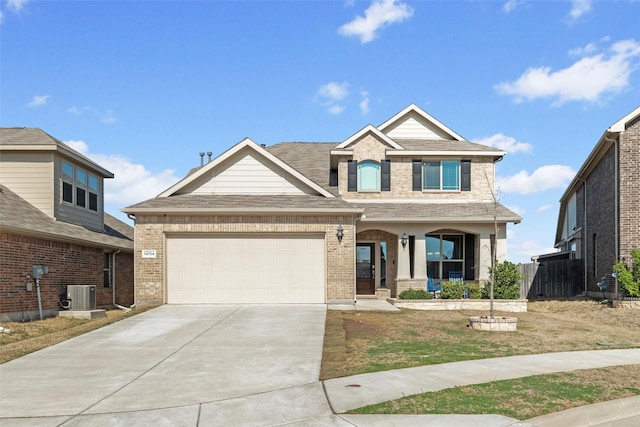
[401,233,408,248]
[336,225,344,243]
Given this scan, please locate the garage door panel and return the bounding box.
[167,235,325,304]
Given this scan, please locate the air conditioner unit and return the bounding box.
[67,285,96,310]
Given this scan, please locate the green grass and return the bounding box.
[350,367,640,420]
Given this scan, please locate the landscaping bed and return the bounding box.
[392,298,527,312]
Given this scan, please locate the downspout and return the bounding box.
[613,136,620,298]
[583,180,588,294]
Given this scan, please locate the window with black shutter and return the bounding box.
[381,159,391,191]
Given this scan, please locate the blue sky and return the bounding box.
[2,0,639,263]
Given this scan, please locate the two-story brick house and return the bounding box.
[554,106,640,298]
[0,128,134,321]
[124,105,521,305]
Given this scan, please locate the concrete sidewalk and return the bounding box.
[325,349,640,426]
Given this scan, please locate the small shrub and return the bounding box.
[613,248,640,298]
[482,261,523,299]
[466,282,482,299]
[440,281,466,299]
[399,288,432,300]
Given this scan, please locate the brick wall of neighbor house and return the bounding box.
[337,134,496,200]
[618,117,640,264]
[585,145,617,292]
[133,214,357,305]
[0,232,134,318]
[356,229,398,297]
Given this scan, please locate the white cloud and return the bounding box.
[359,91,370,114]
[496,164,576,195]
[474,133,532,154]
[503,0,525,14]
[27,95,50,107]
[68,105,117,124]
[508,239,558,262]
[7,0,29,13]
[507,205,526,216]
[338,0,413,44]
[64,140,180,207]
[495,38,640,105]
[566,0,592,23]
[569,42,597,57]
[536,204,553,213]
[317,81,349,115]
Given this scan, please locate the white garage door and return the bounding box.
[167,234,326,304]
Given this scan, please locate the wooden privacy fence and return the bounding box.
[517,259,584,299]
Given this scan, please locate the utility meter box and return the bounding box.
[67,285,96,310]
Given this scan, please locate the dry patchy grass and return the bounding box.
[0,308,152,364]
[320,300,640,379]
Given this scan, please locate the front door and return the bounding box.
[356,243,375,295]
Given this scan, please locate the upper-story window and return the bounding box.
[61,160,100,212]
[348,159,391,192]
[413,159,471,192]
[358,161,381,191]
[424,160,460,191]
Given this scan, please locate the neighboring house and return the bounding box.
[0,128,134,321]
[553,106,640,298]
[124,105,521,305]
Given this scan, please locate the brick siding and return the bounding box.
[0,231,134,319]
[619,118,640,263]
[337,133,496,201]
[133,214,357,305]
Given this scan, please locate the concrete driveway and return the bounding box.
[0,305,339,426]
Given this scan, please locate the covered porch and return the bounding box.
[352,202,521,299]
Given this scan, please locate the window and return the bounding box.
[357,161,381,191]
[380,242,387,288]
[103,253,112,288]
[423,161,460,191]
[426,234,464,280]
[88,174,99,211]
[62,161,74,203]
[61,161,100,212]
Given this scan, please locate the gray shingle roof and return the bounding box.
[124,194,360,213]
[0,127,113,177]
[0,184,133,250]
[393,139,503,153]
[266,142,338,195]
[353,202,521,223]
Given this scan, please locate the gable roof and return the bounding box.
[158,137,335,198]
[334,124,403,150]
[0,184,133,251]
[0,127,114,178]
[378,104,466,141]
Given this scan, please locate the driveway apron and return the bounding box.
[0,305,331,426]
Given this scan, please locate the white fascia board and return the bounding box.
[386,150,505,157]
[330,150,353,155]
[359,217,521,224]
[377,104,466,141]
[122,207,364,215]
[608,106,640,132]
[158,138,334,198]
[335,124,404,150]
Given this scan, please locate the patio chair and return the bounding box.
[427,276,441,297]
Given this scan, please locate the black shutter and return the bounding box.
[461,160,471,191]
[465,233,475,280]
[348,160,357,192]
[381,159,391,191]
[412,159,422,191]
[329,169,338,187]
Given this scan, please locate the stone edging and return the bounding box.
[391,298,528,312]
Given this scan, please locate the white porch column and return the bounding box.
[496,225,508,262]
[414,235,427,280]
[479,233,492,281]
[397,236,411,279]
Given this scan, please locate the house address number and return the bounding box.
[142,249,157,258]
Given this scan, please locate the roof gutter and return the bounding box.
[359,216,522,224]
[0,224,134,251]
[122,207,365,215]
